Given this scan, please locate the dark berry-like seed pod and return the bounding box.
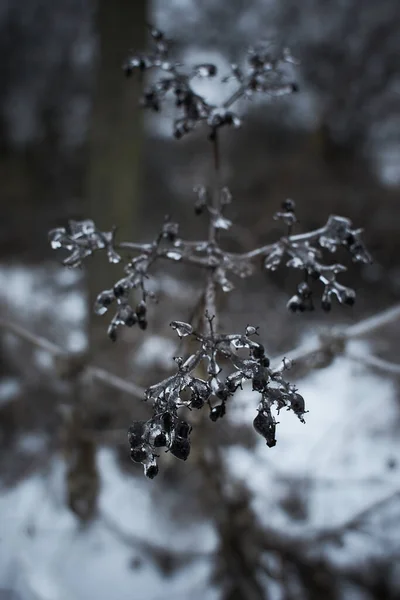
[310,269,320,280]
[297,282,311,299]
[216,386,229,401]
[252,344,265,359]
[191,394,204,409]
[210,404,226,422]
[114,284,126,298]
[128,422,145,447]
[321,300,332,312]
[125,311,137,327]
[344,295,355,306]
[261,356,270,368]
[107,324,118,342]
[136,301,147,317]
[130,446,148,463]
[153,432,168,448]
[138,318,148,330]
[161,412,174,433]
[175,420,191,438]
[170,438,190,461]
[282,198,296,212]
[253,412,276,447]
[144,464,159,479]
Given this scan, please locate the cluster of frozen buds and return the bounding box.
[123,25,298,140]
[267,199,372,313]
[128,317,306,478]
[48,196,371,340]
[48,219,121,268]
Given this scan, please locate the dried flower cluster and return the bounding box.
[49,25,371,478]
[123,25,298,140]
[127,315,307,478]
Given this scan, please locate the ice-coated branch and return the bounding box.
[44,24,375,479]
[49,197,371,341]
[122,25,298,141]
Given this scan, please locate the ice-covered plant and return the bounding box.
[49,25,371,478]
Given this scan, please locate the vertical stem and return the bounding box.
[204,131,221,334]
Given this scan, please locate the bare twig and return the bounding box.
[2,303,400,400]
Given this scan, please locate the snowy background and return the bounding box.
[1,0,400,599]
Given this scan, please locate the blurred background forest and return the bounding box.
[1,0,400,599]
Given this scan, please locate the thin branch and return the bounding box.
[87,366,145,399]
[2,304,400,400]
[0,318,144,400]
[347,351,400,375]
[272,303,400,369]
[0,318,65,356]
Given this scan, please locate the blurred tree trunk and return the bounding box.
[86,0,147,354]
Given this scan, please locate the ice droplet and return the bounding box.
[170,321,193,338]
[165,250,182,261]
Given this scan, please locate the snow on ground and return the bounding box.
[0,263,86,353]
[0,449,218,600]
[225,339,400,566]
[1,343,399,598]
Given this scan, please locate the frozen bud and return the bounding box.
[223,112,241,127]
[144,461,159,479]
[148,25,163,41]
[69,219,96,237]
[138,318,148,330]
[215,385,230,401]
[193,185,208,215]
[245,325,259,337]
[162,220,179,242]
[143,91,160,111]
[339,288,355,306]
[290,393,306,422]
[282,357,293,370]
[210,403,226,422]
[128,421,146,447]
[135,301,147,318]
[175,420,191,439]
[253,412,276,447]
[220,187,233,205]
[261,356,270,368]
[321,290,332,312]
[282,198,295,212]
[123,56,147,75]
[118,305,137,327]
[191,393,204,409]
[114,280,129,299]
[170,438,190,461]
[297,282,311,299]
[130,446,148,463]
[252,344,265,359]
[173,356,183,367]
[152,430,168,448]
[94,289,115,315]
[107,322,118,342]
[264,246,284,271]
[194,63,217,77]
[48,227,66,249]
[226,372,243,393]
[252,368,268,392]
[208,356,221,376]
[107,247,121,264]
[161,412,174,433]
[287,294,304,312]
[174,121,191,139]
[170,320,193,338]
